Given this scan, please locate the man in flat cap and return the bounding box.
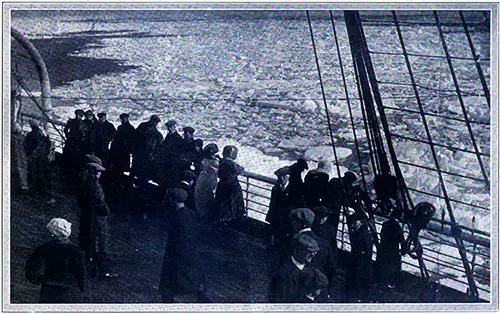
[91,112,116,172]
[157,120,185,190]
[301,268,330,303]
[82,110,97,155]
[269,233,319,303]
[132,115,164,210]
[109,113,137,197]
[178,126,199,174]
[286,208,337,296]
[160,188,207,302]
[63,109,86,179]
[77,162,117,279]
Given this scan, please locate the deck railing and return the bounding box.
[16,111,491,301]
[237,171,491,301]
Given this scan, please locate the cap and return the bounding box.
[165,120,177,127]
[183,126,195,134]
[46,218,72,240]
[85,162,105,172]
[83,154,103,166]
[75,109,85,115]
[168,188,188,203]
[194,138,203,148]
[85,110,94,116]
[294,233,320,253]
[119,113,130,119]
[274,166,291,178]
[312,205,333,215]
[343,171,358,184]
[203,143,219,157]
[289,208,315,227]
[97,112,107,118]
[150,115,161,123]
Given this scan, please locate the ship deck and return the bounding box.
[9,163,483,305]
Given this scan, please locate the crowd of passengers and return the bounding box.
[13,103,420,303]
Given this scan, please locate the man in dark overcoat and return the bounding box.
[109,113,136,195]
[157,120,184,190]
[91,112,116,169]
[160,188,207,302]
[303,160,330,209]
[83,110,97,155]
[63,109,86,178]
[286,158,308,209]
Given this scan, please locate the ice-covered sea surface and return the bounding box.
[11,10,491,232]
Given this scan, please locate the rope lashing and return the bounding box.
[402,202,436,260]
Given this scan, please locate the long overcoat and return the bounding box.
[194,158,219,219]
[215,158,245,222]
[109,121,136,173]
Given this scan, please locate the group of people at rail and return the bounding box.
[12,100,437,303]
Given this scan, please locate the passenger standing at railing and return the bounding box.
[303,160,331,209]
[132,115,163,219]
[194,143,220,221]
[109,112,136,189]
[24,119,53,202]
[11,89,29,193]
[63,109,86,180]
[215,145,245,223]
[82,110,97,155]
[265,166,291,247]
[287,158,308,209]
[157,120,184,190]
[91,112,116,171]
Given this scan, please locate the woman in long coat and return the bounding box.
[194,143,220,221]
[25,218,87,303]
[215,145,245,223]
[265,166,291,245]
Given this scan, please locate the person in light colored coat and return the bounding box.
[194,143,220,220]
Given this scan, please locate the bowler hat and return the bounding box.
[119,113,130,119]
[165,120,177,127]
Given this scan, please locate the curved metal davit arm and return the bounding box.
[11,28,52,117]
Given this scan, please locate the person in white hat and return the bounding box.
[25,218,87,303]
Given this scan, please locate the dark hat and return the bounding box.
[85,162,105,172]
[312,206,333,215]
[150,115,161,123]
[165,120,177,127]
[343,171,358,184]
[180,170,197,183]
[97,112,107,118]
[119,113,130,119]
[168,188,188,203]
[75,109,85,115]
[203,143,219,157]
[274,166,291,178]
[83,154,103,166]
[297,158,309,170]
[183,126,195,134]
[194,138,203,148]
[85,110,94,116]
[289,208,315,227]
[293,233,320,253]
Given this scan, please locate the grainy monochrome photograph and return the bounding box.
[2,2,498,312]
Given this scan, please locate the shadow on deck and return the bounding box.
[9,163,484,304]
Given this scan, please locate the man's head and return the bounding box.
[222,145,238,161]
[203,143,219,158]
[119,113,130,124]
[167,188,188,208]
[289,208,315,233]
[165,120,177,133]
[75,109,85,120]
[194,139,203,152]
[343,171,358,187]
[85,110,95,121]
[85,162,105,178]
[150,115,161,127]
[183,126,195,140]
[292,233,319,264]
[274,166,291,186]
[97,112,107,123]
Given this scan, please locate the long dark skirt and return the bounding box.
[215,182,245,223]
